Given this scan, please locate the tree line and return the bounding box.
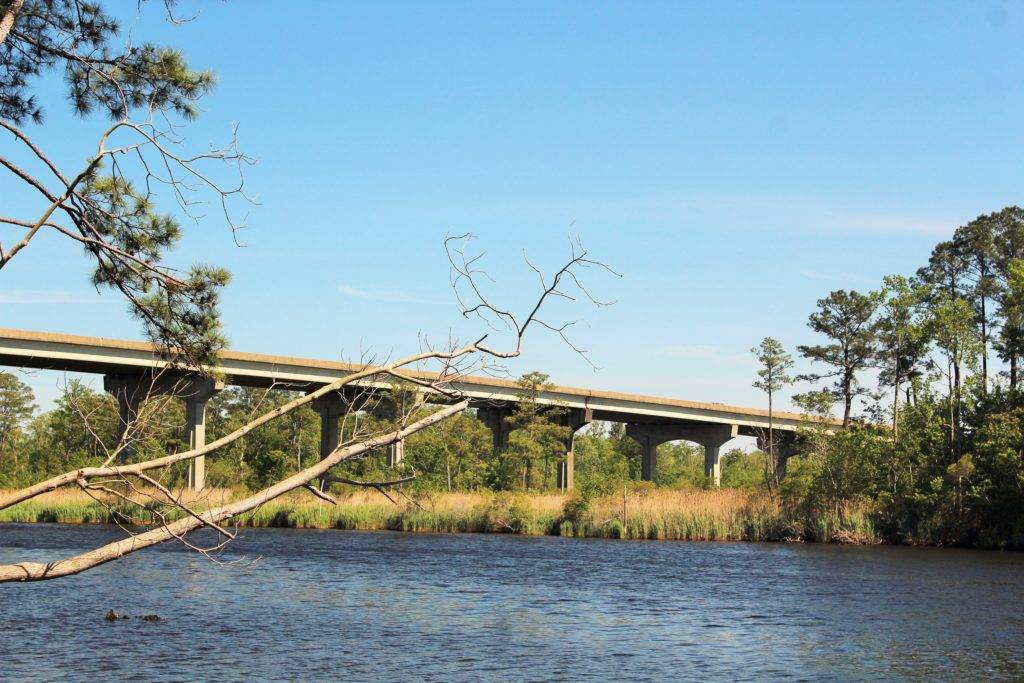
[754,205,1024,547]
[0,371,763,495]
[4,209,1024,548]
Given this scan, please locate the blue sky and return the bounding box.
[3,1,1024,412]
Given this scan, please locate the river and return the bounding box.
[1,523,1023,681]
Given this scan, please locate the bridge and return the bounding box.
[0,328,820,490]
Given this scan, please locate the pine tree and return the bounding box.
[751,337,793,488]
[0,0,245,365]
[798,289,881,428]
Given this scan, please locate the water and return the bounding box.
[1,524,1023,681]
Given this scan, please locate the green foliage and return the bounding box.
[654,441,707,488]
[405,412,491,491]
[720,449,766,489]
[0,372,34,483]
[477,492,535,534]
[1,1,213,124]
[1,0,232,365]
[246,448,288,491]
[797,289,882,425]
[774,206,1024,547]
[501,372,572,490]
[573,422,631,494]
[752,337,794,397]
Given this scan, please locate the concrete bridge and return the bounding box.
[0,328,819,490]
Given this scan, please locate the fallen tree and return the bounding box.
[0,1,616,581]
[0,400,467,581]
[0,233,614,581]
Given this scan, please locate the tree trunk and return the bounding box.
[981,294,988,392]
[953,358,962,458]
[947,360,956,462]
[893,375,900,441]
[843,373,853,428]
[0,0,24,46]
[1012,355,1019,390]
[767,391,778,490]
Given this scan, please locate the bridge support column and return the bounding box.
[367,391,410,468]
[756,431,798,480]
[625,423,669,483]
[553,407,592,492]
[312,393,344,459]
[704,444,723,487]
[104,373,221,490]
[104,375,143,463]
[475,405,512,455]
[626,422,738,486]
[692,425,738,487]
[312,389,375,485]
[312,390,352,487]
[183,379,220,491]
[386,440,405,468]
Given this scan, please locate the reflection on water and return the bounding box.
[2,524,1024,681]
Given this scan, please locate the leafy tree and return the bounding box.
[997,259,1024,390]
[967,407,1024,546]
[751,336,794,487]
[23,381,117,480]
[406,412,491,491]
[0,0,246,364]
[918,239,970,301]
[0,371,33,456]
[206,387,319,489]
[928,294,981,459]
[505,372,571,490]
[797,289,881,427]
[953,216,998,388]
[655,441,706,488]
[246,449,288,492]
[572,422,631,495]
[720,448,767,489]
[875,276,931,437]
[607,421,641,479]
[992,209,1024,388]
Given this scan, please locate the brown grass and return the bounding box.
[0,487,877,544]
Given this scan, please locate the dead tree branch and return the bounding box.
[0,400,467,582]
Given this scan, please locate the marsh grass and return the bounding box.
[0,488,880,544]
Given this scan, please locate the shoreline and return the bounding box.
[3,487,1003,550]
[0,487,872,543]
[2,516,1013,552]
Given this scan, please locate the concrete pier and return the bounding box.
[756,431,798,479]
[626,422,738,486]
[312,391,348,461]
[552,407,592,491]
[103,374,143,462]
[475,405,513,455]
[103,373,221,490]
[182,379,220,490]
[386,440,405,467]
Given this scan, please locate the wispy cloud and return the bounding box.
[338,284,444,305]
[661,343,752,365]
[477,193,958,237]
[689,195,956,236]
[797,268,878,286]
[0,290,105,305]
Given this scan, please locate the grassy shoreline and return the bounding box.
[0,488,880,544]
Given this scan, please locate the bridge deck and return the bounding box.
[0,328,828,433]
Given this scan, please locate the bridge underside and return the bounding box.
[0,330,810,491]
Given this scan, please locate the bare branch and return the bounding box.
[0,400,468,582]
